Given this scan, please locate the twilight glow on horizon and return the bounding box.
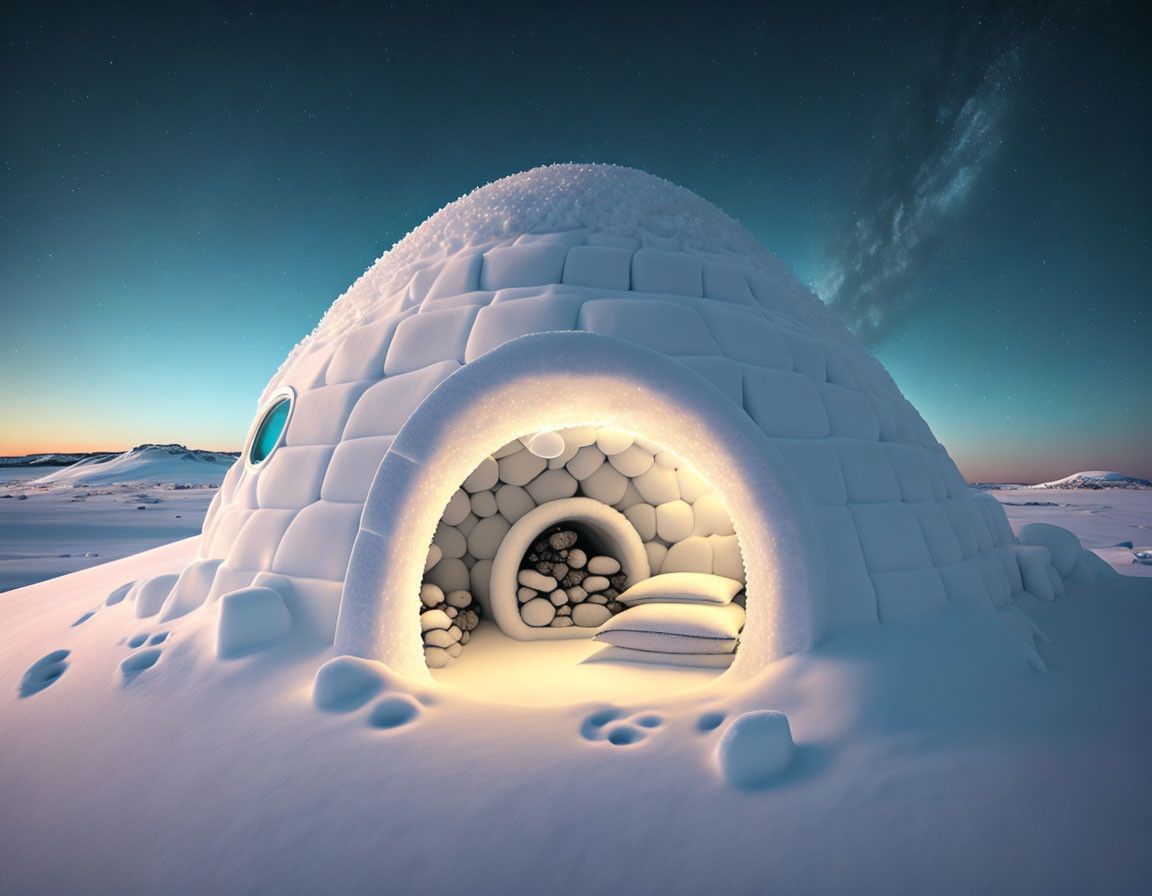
[1,1,1148,482]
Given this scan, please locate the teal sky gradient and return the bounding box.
[1,1,1148,482]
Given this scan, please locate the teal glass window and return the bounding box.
[249,397,290,465]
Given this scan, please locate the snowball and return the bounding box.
[656,500,695,543]
[662,537,712,574]
[645,541,668,574]
[467,515,510,561]
[581,462,629,504]
[497,447,547,486]
[441,489,471,526]
[595,428,634,455]
[623,504,657,542]
[434,523,467,559]
[565,445,605,480]
[217,587,293,658]
[634,464,680,505]
[494,484,535,523]
[716,711,796,790]
[462,455,499,492]
[469,490,499,518]
[691,493,734,537]
[525,468,578,504]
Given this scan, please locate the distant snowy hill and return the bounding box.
[1035,471,1152,490]
[30,445,237,486]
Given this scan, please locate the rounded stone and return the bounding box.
[469,490,499,518]
[462,456,499,493]
[521,598,557,627]
[572,603,612,627]
[419,582,445,608]
[587,555,621,575]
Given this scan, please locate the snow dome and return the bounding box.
[149,164,1074,688]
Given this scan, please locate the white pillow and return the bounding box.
[584,645,735,668]
[617,572,744,606]
[593,603,745,654]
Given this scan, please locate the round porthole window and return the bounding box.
[248,392,292,466]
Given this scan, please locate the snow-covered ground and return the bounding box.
[0,488,1149,893]
[0,446,230,592]
[990,487,1152,578]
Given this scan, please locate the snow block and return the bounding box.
[284,382,369,447]
[134,573,180,618]
[321,436,394,503]
[465,294,584,362]
[676,357,744,406]
[938,560,994,609]
[838,442,902,504]
[716,711,795,790]
[1012,544,1056,601]
[579,299,721,356]
[313,655,388,712]
[325,312,410,385]
[885,444,934,503]
[810,506,878,628]
[343,361,460,439]
[774,440,847,505]
[702,260,756,305]
[852,504,934,573]
[481,243,568,290]
[217,586,293,658]
[425,253,482,301]
[742,368,830,438]
[159,558,224,622]
[912,502,964,566]
[871,568,949,622]
[272,501,363,581]
[256,445,333,509]
[631,248,704,296]
[699,306,792,368]
[819,383,880,441]
[1016,523,1082,578]
[384,306,479,375]
[562,245,632,289]
[227,509,298,573]
[779,330,826,381]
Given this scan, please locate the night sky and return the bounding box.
[2,1,1148,482]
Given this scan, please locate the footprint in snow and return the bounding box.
[367,695,421,730]
[72,610,97,627]
[580,707,665,745]
[120,647,162,680]
[20,650,70,697]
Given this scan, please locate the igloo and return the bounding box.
[146,163,1083,688]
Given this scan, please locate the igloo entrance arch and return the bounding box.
[337,331,827,691]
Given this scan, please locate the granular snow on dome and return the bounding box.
[277,164,853,383]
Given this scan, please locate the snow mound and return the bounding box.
[716,710,796,790]
[1036,471,1152,490]
[32,445,236,487]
